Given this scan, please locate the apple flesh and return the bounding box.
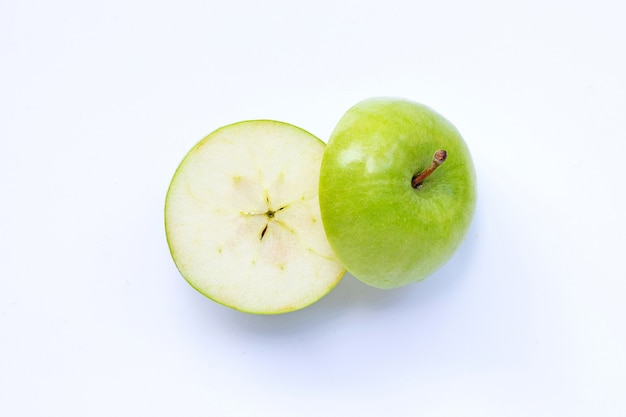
[165,120,345,314]
[319,98,476,289]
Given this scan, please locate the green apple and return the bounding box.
[165,120,345,314]
[319,98,476,289]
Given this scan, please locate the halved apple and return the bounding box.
[165,120,345,314]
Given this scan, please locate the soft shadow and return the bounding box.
[178,195,482,336]
[212,274,379,335]
[208,211,481,335]
[405,204,482,308]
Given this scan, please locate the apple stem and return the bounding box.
[411,150,448,188]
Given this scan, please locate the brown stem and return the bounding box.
[411,150,448,188]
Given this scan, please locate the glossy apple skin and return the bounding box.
[319,98,476,288]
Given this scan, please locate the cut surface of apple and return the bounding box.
[165,120,345,314]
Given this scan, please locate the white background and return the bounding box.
[1,0,625,416]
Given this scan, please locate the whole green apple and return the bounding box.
[319,98,476,289]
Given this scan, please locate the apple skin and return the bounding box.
[319,98,476,289]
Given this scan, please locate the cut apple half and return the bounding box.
[165,120,345,314]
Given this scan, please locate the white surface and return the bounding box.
[1,0,625,416]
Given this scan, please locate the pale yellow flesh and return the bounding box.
[165,121,345,314]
